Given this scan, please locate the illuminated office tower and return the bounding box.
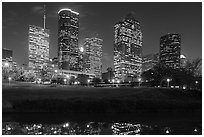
[58,8,80,71]
[84,37,103,78]
[114,14,142,82]
[28,25,49,70]
[160,33,181,68]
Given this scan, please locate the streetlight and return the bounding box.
[38,78,41,84]
[138,78,141,87]
[195,81,198,89]
[8,77,12,86]
[64,79,67,85]
[87,79,90,87]
[167,78,171,88]
[112,79,115,87]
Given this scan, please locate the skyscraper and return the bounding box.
[114,14,142,82]
[160,33,181,69]
[58,8,80,71]
[28,25,49,70]
[83,37,103,78]
[28,6,49,70]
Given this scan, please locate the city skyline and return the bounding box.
[2,2,202,72]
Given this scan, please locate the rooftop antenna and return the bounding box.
[43,5,46,29]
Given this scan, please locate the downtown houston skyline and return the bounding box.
[2,2,202,72]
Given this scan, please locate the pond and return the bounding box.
[2,113,202,135]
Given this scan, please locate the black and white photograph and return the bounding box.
[2,1,202,135]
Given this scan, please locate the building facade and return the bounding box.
[114,14,143,82]
[102,67,114,82]
[180,54,188,68]
[28,25,49,70]
[58,8,80,71]
[142,53,159,72]
[160,33,181,69]
[83,37,103,78]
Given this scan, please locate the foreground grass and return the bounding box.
[2,86,202,115]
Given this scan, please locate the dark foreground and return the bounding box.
[2,84,202,135]
[3,85,201,114]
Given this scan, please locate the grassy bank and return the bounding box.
[2,86,202,115]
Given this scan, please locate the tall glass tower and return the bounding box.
[114,14,142,82]
[160,33,181,69]
[58,8,79,71]
[83,37,103,78]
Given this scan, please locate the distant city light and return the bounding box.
[166,129,169,134]
[79,47,84,52]
[8,77,12,81]
[64,79,67,82]
[63,123,69,128]
[195,81,198,84]
[112,79,115,83]
[7,127,11,130]
[4,62,9,67]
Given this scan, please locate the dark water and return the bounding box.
[2,113,202,135]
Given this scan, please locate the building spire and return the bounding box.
[43,5,46,29]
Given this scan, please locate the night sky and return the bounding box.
[2,2,202,72]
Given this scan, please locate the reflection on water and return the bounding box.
[2,121,201,135]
